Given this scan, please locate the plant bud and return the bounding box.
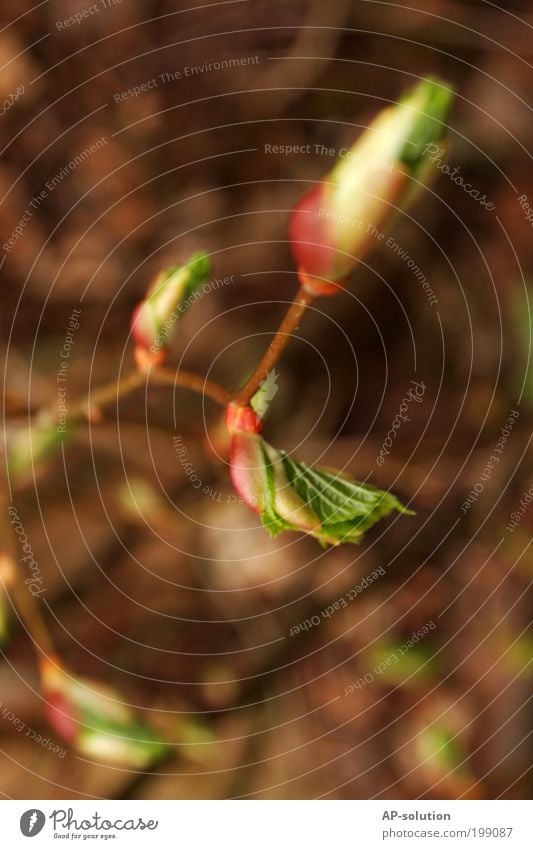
[116,478,167,526]
[227,407,410,545]
[40,655,168,767]
[131,251,211,363]
[229,432,268,514]
[7,413,72,477]
[290,78,454,295]
[225,403,263,435]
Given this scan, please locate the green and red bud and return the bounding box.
[230,430,323,532]
[227,405,410,545]
[290,78,454,296]
[131,251,211,366]
[225,402,263,435]
[40,655,168,767]
[226,404,266,511]
[229,431,268,514]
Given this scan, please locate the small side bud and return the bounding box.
[225,403,264,435]
[131,251,211,362]
[40,655,168,767]
[7,413,72,477]
[133,345,167,372]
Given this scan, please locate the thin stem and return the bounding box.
[233,286,316,407]
[152,367,231,406]
[69,370,146,420]
[67,367,230,423]
[8,572,55,657]
[14,286,315,428]
[1,287,315,659]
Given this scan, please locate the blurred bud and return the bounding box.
[174,716,218,765]
[396,694,481,799]
[131,251,212,364]
[367,638,439,687]
[40,655,168,767]
[7,413,72,477]
[116,478,165,525]
[0,554,15,645]
[227,406,410,545]
[413,719,481,798]
[290,78,454,295]
[116,477,179,532]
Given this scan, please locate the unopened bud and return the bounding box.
[225,403,263,435]
[131,252,211,362]
[290,78,454,295]
[40,655,168,767]
[7,413,72,476]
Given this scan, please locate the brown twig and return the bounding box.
[0,363,230,657]
[233,287,316,407]
[69,369,146,420]
[6,568,55,657]
[16,282,316,429]
[66,366,230,423]
[151,366,231,407]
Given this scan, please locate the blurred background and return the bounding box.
[0,0,531,799]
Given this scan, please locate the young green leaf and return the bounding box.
[282,454,412,543]
[229,425,413,546]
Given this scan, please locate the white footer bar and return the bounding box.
[2,800,529,847]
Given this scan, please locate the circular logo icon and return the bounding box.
[20,810,46,837]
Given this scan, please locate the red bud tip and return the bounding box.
[297,268,345,297]
[130,302,154,351]
[225,403,263,435]
[134,345,167,371]
[45,690,79,743]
